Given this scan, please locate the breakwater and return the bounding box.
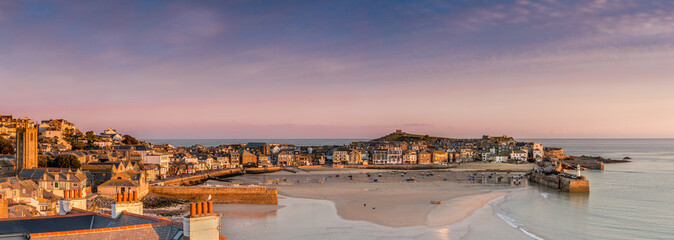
[245,166,282,174]
[149,186,278,205]
[156,168,244,186]
[529,172,589,193]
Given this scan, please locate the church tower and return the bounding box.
[16,124,38,172]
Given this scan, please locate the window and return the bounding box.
[54,182,58,188]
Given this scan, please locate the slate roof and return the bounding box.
[98,178,138,187]
[18,168,87,182]
[0,210,184,240]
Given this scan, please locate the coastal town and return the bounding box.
[0,114,610,239]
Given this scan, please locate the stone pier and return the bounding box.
[149,186,278,205]
[530,172,589,193]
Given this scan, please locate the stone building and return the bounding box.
[16,124,38,173]
[97,171,149,199]
[402,151,417,164]
[371,149,388,164]
[432,150,448,164]
[240,150,257,166]
[417,150,432,164]
[348,150,362,165]
[18,168,88,198]
[332,150,349,165]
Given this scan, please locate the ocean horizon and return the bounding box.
[143,138,370,147]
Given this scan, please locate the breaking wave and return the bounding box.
[495,196,545,240]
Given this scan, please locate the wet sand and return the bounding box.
[220,163,532,228]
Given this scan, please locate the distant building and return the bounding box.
[16,124,38,173]
[544,147,566,160]
[494,154,509,163]
[97,171,149,199]
[0,159,16,177]
[332,150,349,165]
[417,150,432,164]
[348,150,362,165]
[432,150,448,164]
[277,150,296,166]
[18,168,88,198]
[145,154,170,178]
[371,149,388,164]
[257,154,271,167]
[402,151,417,164]
[510,150,527,161]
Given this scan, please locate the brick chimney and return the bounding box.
[111,191,143,218]
[183,201,220,240]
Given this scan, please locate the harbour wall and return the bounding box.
[244,166,282,174]
[530,172,589,193]
[156,168,243,186]
[149,186,278,205]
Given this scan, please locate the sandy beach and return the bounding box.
[218,163,533,228]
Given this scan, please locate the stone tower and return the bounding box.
[16,124,38,172]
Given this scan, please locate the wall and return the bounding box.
[530,173,589,193]
[244,166,282,174]
[157,168,243,186]
[149,186,278,205]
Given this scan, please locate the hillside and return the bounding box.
[370,131,453,142]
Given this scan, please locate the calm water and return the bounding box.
[143,139,367,147]
[505,139,674,239]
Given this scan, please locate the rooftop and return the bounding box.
[0,209,183,240]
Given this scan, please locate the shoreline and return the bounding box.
[219,164,533,228]
[278,188,510,228]
[216,193,530,240]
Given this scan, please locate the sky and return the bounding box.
[2,0,674,139]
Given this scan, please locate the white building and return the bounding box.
[493,155,508,163]
[510,150,527,161]
[145,154,170,177]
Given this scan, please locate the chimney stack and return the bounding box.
[111,192,143,218]
[0,194,8,219]
[184,201,220,239]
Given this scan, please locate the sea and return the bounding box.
[148,138,674,239]
[143,139,367,147]
[502,138,674,239]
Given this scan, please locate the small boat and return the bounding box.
[430,201,443,204]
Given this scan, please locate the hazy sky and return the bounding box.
[2,0,674,139]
